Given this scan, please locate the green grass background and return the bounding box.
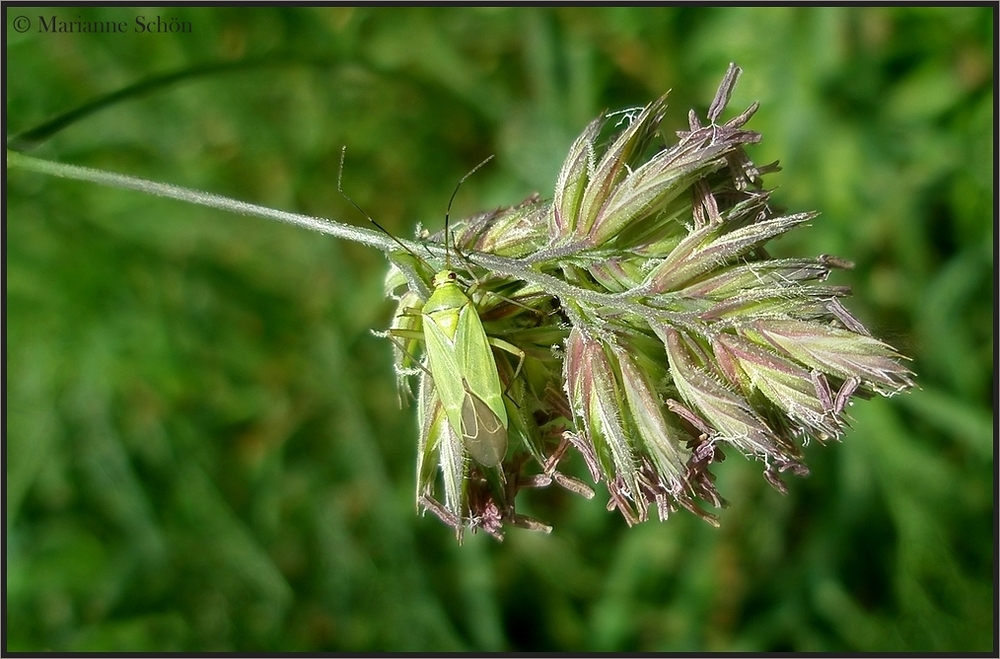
[6,6,994,652]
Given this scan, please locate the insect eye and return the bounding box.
[448,272,457,281]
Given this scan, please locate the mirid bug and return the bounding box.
[340,149,522,468]
[420,267,512,467]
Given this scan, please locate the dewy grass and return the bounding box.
[7,64,913,541]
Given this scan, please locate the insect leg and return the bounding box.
[487,336,526,392]
[385,332,433,378]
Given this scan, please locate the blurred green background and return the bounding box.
[6,6,994,652]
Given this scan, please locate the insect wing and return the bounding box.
[422,308,468,439]
[460,382,507,467]
[455,301,507,427]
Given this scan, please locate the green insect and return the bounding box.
[420,268,517,467]
[340,149,522,468]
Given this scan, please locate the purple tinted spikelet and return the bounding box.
[383,63,914,539]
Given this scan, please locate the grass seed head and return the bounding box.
[387,63,914,537]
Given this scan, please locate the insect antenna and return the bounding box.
[444,154,495,268]
[338,146,423,262]
[441,156,550,320]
